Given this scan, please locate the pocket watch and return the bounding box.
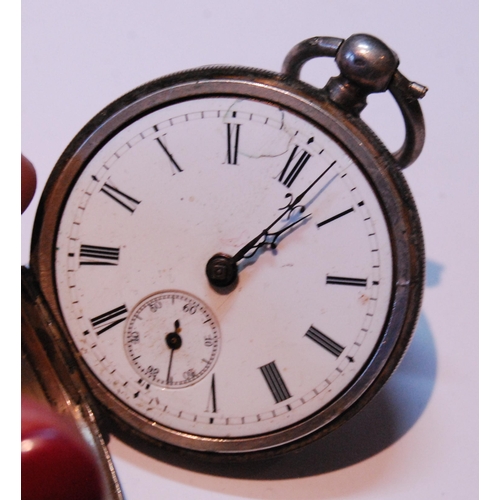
[22,33,427,478]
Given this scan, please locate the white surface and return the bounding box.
[22,1,479,499]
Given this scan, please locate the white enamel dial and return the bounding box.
[54,96,393,441]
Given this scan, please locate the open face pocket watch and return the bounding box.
[22,33,427,497]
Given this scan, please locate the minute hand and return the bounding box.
[231,161,336,263]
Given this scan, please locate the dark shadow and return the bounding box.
[153,311,437,479]
[112,260,439,480]
[426,260,444,288]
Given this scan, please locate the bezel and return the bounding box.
[29,66,424,458]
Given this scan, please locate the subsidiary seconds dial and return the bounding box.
[125,291,220,388]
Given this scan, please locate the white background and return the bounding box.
[21,1,479,499]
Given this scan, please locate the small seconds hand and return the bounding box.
[165,320,182,385]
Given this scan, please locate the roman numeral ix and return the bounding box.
[260,361,292,403]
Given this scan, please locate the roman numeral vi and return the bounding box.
[259,361,292,403]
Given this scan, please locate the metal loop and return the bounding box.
[281,36,344,79]
[281,35,427,169]
[388,71,427,169]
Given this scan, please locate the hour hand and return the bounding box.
[205,161,336,288]
[232,159,336,264]
[205,214,311,288]
[232,211,311,262]
[204,210,305,289]
[205,201,310,289]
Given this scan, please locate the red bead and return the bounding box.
[21,397,104,500]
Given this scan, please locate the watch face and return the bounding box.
[41,79,415,453]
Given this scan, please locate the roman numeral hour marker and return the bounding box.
[79,244,119,266]
[90,305,128,335]
[305,325,345,358]
[259,361,292,403]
